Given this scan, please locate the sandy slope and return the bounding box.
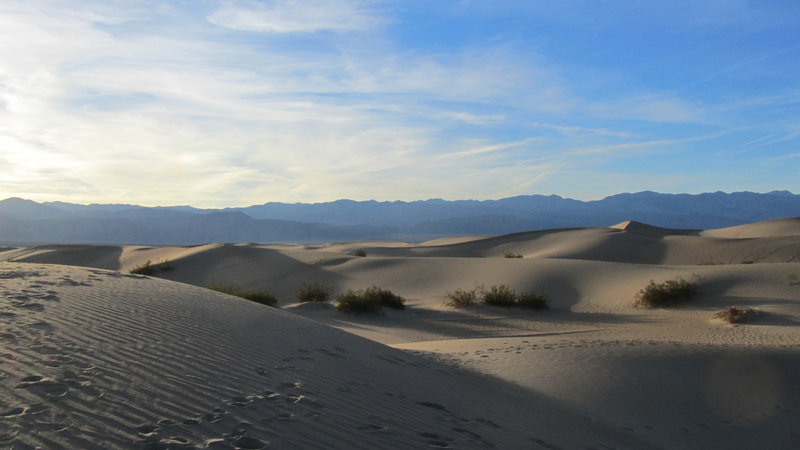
[3,216,800,448]
[0,262,652,449]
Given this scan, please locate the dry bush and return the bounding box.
[635,277,698,308]
[296,281,333,303]
[335,286,405,313]
[517,291,551,310]
[444,287,480,308]
[715,306,758,324]
[207,283,278,307]
[482,284,517,306]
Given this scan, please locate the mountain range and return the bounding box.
[1,191,799,245]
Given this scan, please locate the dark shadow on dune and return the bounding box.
[303,306,657,343]
[156,244,351,306]
[8,245,124,270]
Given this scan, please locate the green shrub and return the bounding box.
[130,259,172,276]
[335,286,405,313]
[445,287,480,308]
[517,291,551,310]
[296,282,333,303]
[504,252,523,258]
[354,249,367,257]
[130,260,155,275]
[715,306,758,324]
[446,284,552,310]
[634,277,698,308]
[207,283,278,307]
[482,284,517,307]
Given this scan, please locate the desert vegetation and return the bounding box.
[634,277,699,308]
[335,286,405,313]
[504,252,523,258]
[354,249,367,257]
[715,306,759,324]
[296,281,333,303]
[444,287,480,307]
[446,284,550,310]
[130,259,172,276]
[207,283,278,307]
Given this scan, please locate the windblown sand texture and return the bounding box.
[2,217,800,448]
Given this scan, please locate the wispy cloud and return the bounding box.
[436,138,538,160]
[531,122,631,138]
[207,0,382,33]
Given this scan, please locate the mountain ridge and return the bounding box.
[1,191,799,245]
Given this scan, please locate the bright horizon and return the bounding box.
[2,1,799,208]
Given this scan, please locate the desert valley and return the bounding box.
[2,217,799,448]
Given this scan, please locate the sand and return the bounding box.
[2,216,800,448]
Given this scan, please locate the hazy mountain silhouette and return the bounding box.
[1,191,799,245]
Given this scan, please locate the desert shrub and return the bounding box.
[741,260,755,265]
[634,277,698,308]
[130,260,172,276]
[504,252,523,258]
[207,283,278,307]
[482,284,518,307]
[715,306,758,324]
[296,282,333,303]
[445,287,480,308]
[363,286,405,309]
[130,260,155,275]
[698,259,723,266]
[335,286,405,313]
[354,249,367,257]
[445,284,552,310]
[517,291,551,310]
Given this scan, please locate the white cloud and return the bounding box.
[207,0,381,33]
[437,138,538,160]
[531,122,631,138]
[2,1,796,205]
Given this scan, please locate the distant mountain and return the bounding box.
[1,191,799,245]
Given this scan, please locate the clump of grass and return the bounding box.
[130,260,172,276]
[698,259,723,266]
[715,306,758,324]
[444,287,480,307]
[445,284,550,310]
[335,286,405,313]
[482,284,518,307]
[741,260,755,264]
[634,277,699,308]
[504,252,523,258]
[517,291,551,310]
[207,283,277,307]
[296,281,333,303]
[354,249,367,257]
[130,260,155,275]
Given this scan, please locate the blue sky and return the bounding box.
[1,0,799,207]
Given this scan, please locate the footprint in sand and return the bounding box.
[15,376,69,398]
[204,408,227,424]
[0,407,26,418]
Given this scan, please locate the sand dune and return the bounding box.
[0,262,651,449]
[701,216,800,238]
[2,218,800,448]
